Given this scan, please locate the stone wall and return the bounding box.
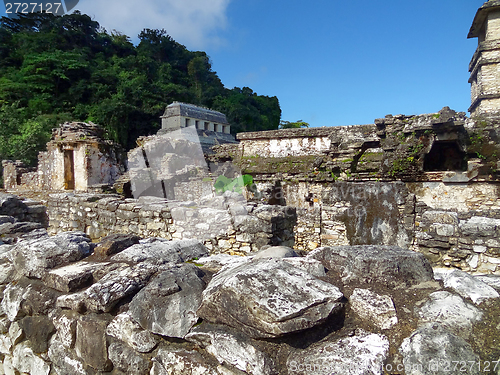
[0,193,48,227]
[47,192,296,255]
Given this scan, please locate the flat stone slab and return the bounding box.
[106,312,160,353]
[415,291,482,338]
[11,231,93,279]
[350,288,398,330]
[474,274,500,291]
[286,329,389,375]
[400,324,481,375]
[186,327,274,375]
[129,264,205,338]
[198,258,344,338]
[308,245,434,287]
[440,269,499,305]
[111,238,207,265]
[253,246,298,259]
[43,261,111,293]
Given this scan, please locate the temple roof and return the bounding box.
[468,0,500,38]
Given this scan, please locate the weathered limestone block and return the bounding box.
[474,274,500,291]
[195,254,250,273]
[0,216,15,225]
[308,245,434,287]
[106,312,160,353]
[253,245,298,259]
[415,291,482,337]
[74,313,113,371]
[11,231,93,279]
[151,347,220,375]
[1,282,31,321]
[94,233,141,257]
[108,341,152,375]
[440,269,499,305]
[51,310,79,349]
[281,257,326,278]
[18,315,55,353]
[111,238,208,265]
[186,326,274,375]
[459,216,500,237]
[48,336,87,375]
[286,329,389,375]
[129,264,205,338]
[400,324,480,375]
[350,288,398,330]
[12,341,51,375]
[198,258,344,338]
[81,263,158,312]
[43,261,108,292]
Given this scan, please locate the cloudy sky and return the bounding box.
[1,0,488,127]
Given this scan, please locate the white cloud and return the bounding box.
[75,0,232,49]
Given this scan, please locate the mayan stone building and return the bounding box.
[469,0,500,116]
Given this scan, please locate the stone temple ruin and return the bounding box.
[0,3,500,375]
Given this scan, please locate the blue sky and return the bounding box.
[1,0,487,127]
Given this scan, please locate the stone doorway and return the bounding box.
[64,149,75,190]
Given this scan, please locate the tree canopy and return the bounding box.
[279,120,310,129]
[0,12,281,172]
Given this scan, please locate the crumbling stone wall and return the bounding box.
[47,193,296,254]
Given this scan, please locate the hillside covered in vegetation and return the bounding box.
[0,12,281,169]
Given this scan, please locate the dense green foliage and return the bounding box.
[279,120,309,129]
[0,12,281,170]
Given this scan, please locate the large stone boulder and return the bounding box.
[129,264,206,338]
[400,324,481,375]
[308,245,434,287]
[111,238,208,265]
[11,231,93,279]
[286,329,389,375]
[197,258,344,338]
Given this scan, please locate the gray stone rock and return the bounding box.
[111,238,207,265]
[43,261,108,293]
[129,264,205,338]
[74,313,112,371]
[400,324,480,375]
[195,254,250,273]
[459,216,500,236]
[308,245,434,287]
[350,288,398,330]
[253,245,298,259]
[440,269,499,304]
[12,341,51,375]
[11,231,93,279]
[106,312,160,353]
[94,233,141,257]
[48,337,87,375]
[282,257,326,278]
[151,347,219,375]
[18,315,55,353]
[186,327,274,375]
[286,329,389,375]
[415,291,482,338]
[1,282,31,321]
[51,310,78,349]
[474,274,500,291]
[108,341,151,374]
[0,216,15,225]
[81,262,158,312]
[198,258,344,338]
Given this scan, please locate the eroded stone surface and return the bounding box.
[151,347,219,375]
[400,324,481,375]
[415,291,482,337]
[186,326,274,375]
[129,264,205,338]
[198,258,344,338]
[111,238,207,265]
[106,312,160,353]
[108,341,151,374]
[11,231,93,279]
[286,329,389,375]
[350,288,398,330]
[440,269,499,304]
[43,261,110,293]
[308,245,434,287]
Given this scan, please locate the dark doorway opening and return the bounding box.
[424,141,467,172]
[64,150,75,190]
